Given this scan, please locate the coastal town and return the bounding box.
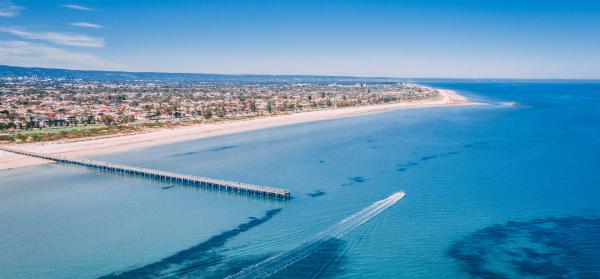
[0,77,440,142]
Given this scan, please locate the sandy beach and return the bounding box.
[0,89,475,171]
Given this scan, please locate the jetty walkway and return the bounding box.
[1,147,291,200]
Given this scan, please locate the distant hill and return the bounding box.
[0,65,401,83]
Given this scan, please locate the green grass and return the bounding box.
[13,125,104,135]
[5,123,176,143]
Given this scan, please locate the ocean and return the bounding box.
[1,81,599,278]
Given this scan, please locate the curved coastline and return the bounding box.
[0,88,477,171]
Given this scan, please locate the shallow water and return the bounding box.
[1,82,599,278]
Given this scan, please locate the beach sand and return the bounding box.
[0,89,475,170]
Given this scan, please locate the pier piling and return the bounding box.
[0,147,291,200]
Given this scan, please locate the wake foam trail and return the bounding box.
[226,191,405,279]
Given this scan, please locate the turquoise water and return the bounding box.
[1,82,599,278]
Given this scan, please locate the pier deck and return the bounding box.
[1,147,291,200]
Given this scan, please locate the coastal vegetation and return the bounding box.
[0,114,266,143]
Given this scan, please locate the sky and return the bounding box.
[0,0,599,78]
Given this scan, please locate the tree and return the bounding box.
[215,107,226,118]
[203,109,212,119]
[100,114,115,125]
[122,115,136,123]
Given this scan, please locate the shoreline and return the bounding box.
[0,89,477,171]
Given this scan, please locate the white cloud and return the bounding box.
[0,1,22,17]
[62,4,94,11]
[0,40,120,70]
[70,22,103,29]
[0,27,104,48]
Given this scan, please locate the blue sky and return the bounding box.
[0,0,599,78]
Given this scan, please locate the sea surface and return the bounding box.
[1,82,599,278]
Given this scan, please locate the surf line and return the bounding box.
[226,191,406,279]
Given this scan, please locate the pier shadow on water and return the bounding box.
[100,208,281,279]
[448,216,600,279]
[101,205,347,279]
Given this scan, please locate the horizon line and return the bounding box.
[1,64,599,81]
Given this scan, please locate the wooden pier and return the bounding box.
[0,147,291,200]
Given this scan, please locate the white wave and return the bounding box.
[226,191,405,279]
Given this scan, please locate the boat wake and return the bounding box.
[226,191,405,279]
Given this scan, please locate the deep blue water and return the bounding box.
[1,82,599,278]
